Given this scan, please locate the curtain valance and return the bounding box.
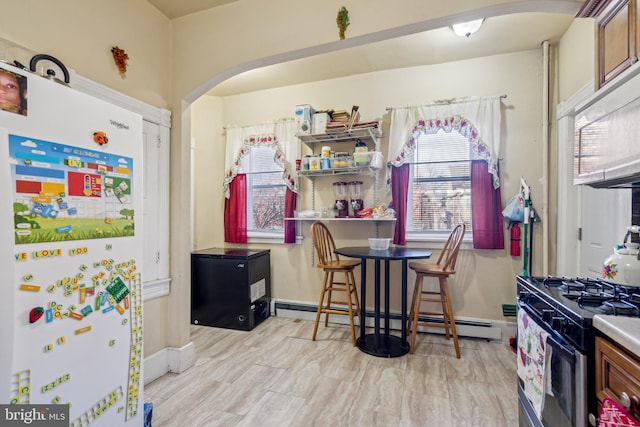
[223,119,299,198]
[386,96,502,190]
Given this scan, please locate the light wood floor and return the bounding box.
[145,316,518,426]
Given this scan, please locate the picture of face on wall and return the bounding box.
[0,68,28,116]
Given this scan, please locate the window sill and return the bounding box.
[405,232,472,250]
[143,277,171,301]
[247,231,303,245]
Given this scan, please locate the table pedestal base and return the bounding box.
[357,334,409,358]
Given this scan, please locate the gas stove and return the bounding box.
[518,275,640,357]
[514,275,640,427]
[541,276,640,316]
[517,276,612,351]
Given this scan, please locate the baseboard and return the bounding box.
[143,341,196,385]
[274,299,516,343]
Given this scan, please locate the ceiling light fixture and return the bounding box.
[451,19,484,37]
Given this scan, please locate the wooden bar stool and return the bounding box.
[310,221,361,346]
[407,224,465,357]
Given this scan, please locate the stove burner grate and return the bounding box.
[597,300,640,316]
[538,276,640,318]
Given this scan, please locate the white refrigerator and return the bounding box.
[0,62,144,426]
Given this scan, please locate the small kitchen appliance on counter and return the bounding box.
[349,180,363,217]
[333,181,348,217]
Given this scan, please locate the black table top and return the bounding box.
[334,246,431,261]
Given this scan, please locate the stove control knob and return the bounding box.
[551,316,566,332]
[518,291,530,303]
[588,413,597,426]
[541,309,554,323]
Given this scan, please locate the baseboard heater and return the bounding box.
[273,301,502,341]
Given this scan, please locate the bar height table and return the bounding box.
[334,246,432,357]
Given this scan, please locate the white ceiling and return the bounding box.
[144,1,582,97]
[207,12,578,97]
[146,0,238,19]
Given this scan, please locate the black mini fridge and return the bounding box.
[191,248,271,331]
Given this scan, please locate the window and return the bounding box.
[407,129,472,233]
[240,146,287,233]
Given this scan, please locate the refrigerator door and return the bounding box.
[0,63,144,426]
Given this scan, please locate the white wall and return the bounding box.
[0,0,171,108]
[558,18,596,101]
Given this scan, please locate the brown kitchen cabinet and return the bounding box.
[596,0,640,88]
[595,335,640,419]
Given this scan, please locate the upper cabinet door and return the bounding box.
[597,0,639,88]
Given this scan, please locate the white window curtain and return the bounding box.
[386,96,502,191]
[223,119,299,198]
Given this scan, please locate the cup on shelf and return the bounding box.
[309,156,320,171]
[321,157,332,170]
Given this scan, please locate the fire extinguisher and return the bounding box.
[510,222,521,257]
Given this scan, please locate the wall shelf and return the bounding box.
[297,127,383,148]
[298,125,383,210]
[298,166,380,178]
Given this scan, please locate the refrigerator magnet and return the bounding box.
[29,307,44,323]
[74,326,91,335]
[93,131,108,146]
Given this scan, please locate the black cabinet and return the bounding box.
[191,248,271,331]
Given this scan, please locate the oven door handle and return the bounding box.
[545,331,575,361]
[517,302,575,361]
